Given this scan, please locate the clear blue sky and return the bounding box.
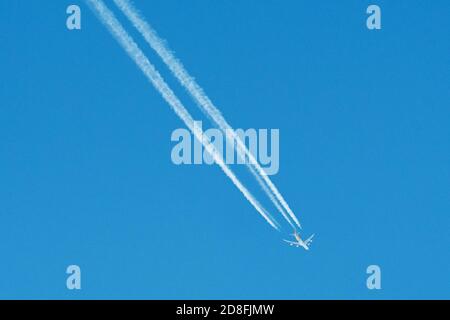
[0,1,449,299]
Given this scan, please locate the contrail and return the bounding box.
[113,0,301,229]
[86,0,280,230]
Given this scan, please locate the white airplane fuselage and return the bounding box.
[284,231,313,250]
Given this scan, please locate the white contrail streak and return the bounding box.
[113,0,301,229]
[86,0,280,230]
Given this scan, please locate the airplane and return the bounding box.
[283,230,315,250]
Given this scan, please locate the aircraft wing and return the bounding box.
[283,239,300,246]
[305,234,315,246]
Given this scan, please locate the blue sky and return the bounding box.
[0,1,449,299]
